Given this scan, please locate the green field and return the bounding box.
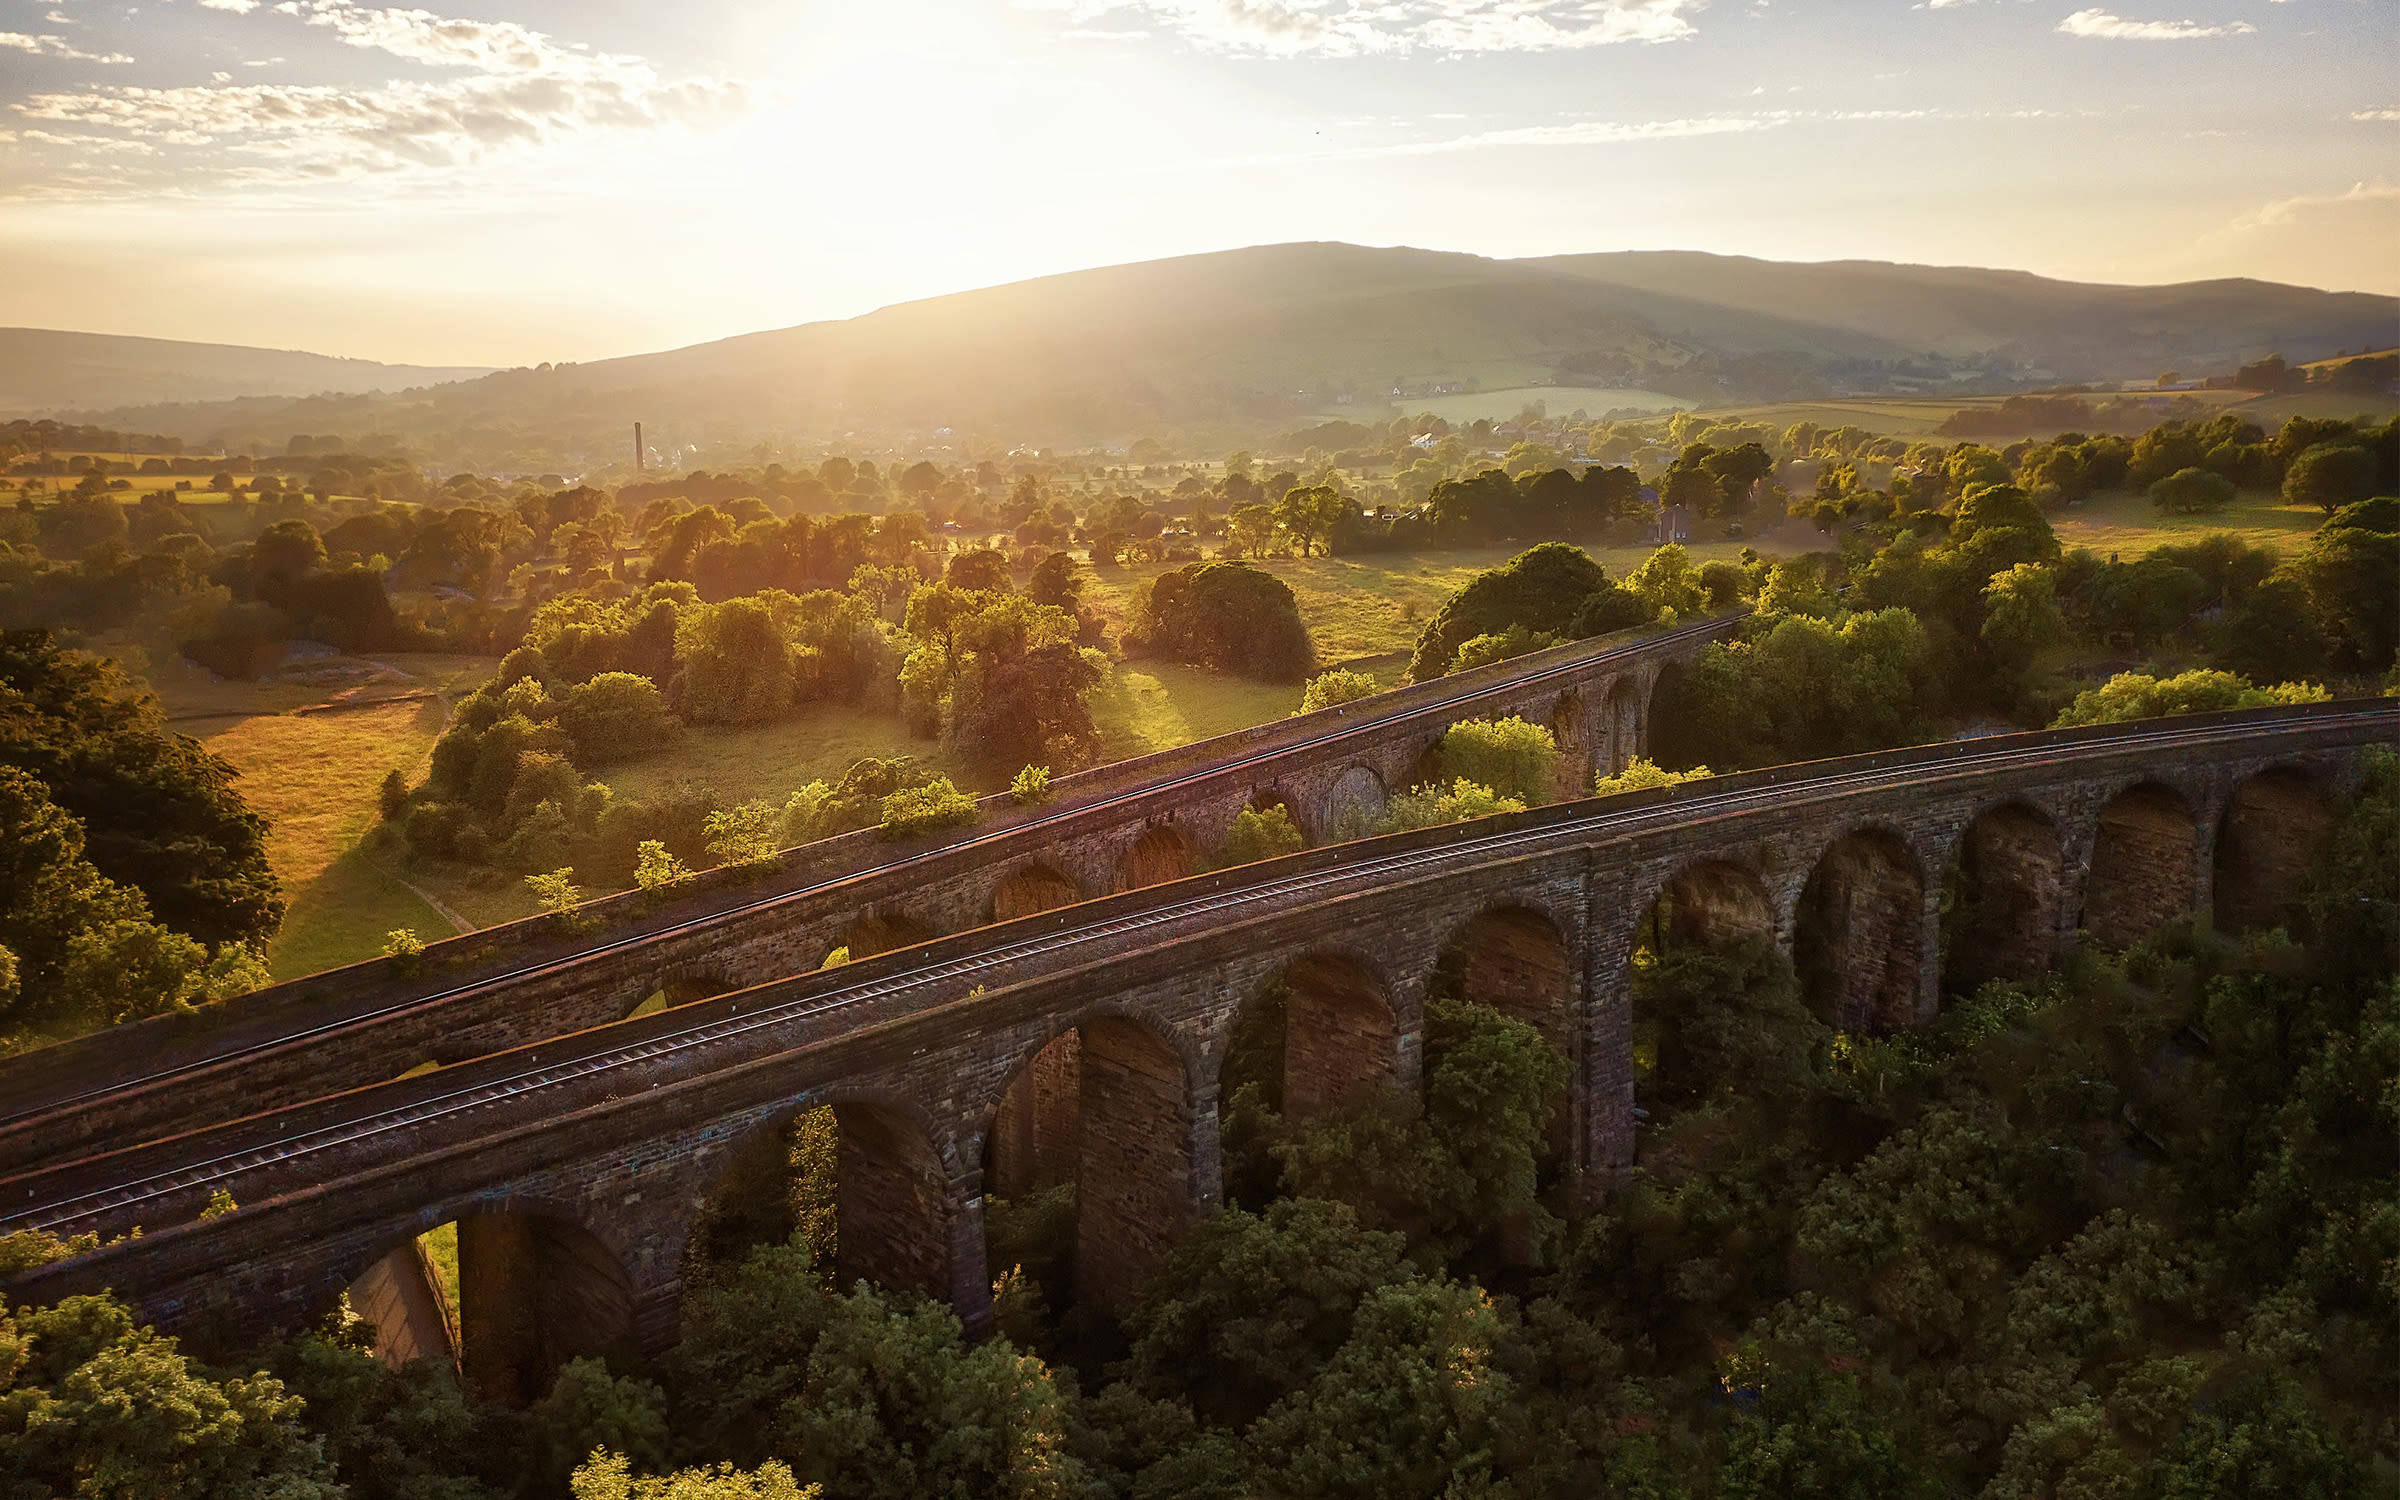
[1352,385,1693,426]
[2049,486,2330,560]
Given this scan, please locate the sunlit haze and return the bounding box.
[2,0,2394,365]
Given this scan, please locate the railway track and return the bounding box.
[8,697,2386,1235]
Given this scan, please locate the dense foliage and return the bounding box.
[1121,561,1315,683]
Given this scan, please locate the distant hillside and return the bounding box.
[42,244,2400,460]
[0,329,491,414]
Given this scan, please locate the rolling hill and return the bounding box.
[0,328,491,414]
[18,244,2396,459]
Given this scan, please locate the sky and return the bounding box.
[0,0,2392,367]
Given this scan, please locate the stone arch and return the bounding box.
[1245,788,1312,846]
[2213,767,2332,933]
[833,910,935,964]
[1223,951,1397,1125]
[1322,764,1386,842]
[2082,782,2198,948]
[1406,736,1446,794]
[990,863,1082,925]
[1549,691,1591,797]
[1439,903,1573,1051]
[1116,824,1195,892]
[1645,658,1707,771]
[346,1209,634,1404]
[1601,675,1642,779]
[1795,827,1926,1033]
[1646,859,1776,952]
[684,1093,951,1303]
[985,1032,1081,1199]
[626,970,735,1020]
[1942,802,2066,994]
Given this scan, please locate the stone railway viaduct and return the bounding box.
[2,698,2388,1409]
[0,618,1729,1177]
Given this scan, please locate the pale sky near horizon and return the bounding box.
[0,0,2392,367]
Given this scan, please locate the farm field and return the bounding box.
[2048,486,2330,559]
[1358,385,1693,426]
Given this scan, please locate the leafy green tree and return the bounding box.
[0,630,282,947]
[572,1451,817,1500]
[0,1292,341,1498]
[556,672,683,765]
[531,1357,671,1489]
[1297,669,1376,713]
[2294,499,2399,671]
[1406,543,1606,680]
[878,778,976,840]
[1217,804,1304,865]
[674,598,795,725]
[1450,624,1557,673]
[1270,484,1349,558]
[1625,542,1709,620]
[1437,715,1560,806]
[1594,757,1711,797]
[1376,779,1523,833]
[2209,573,2331,685]
[1124,562,1314,683]
[704,800,782,865]
[1716,1369,1939,1500]
[2149,465,2235,515]
[2281,443,2377,512]
[1979,562,2067,684]
[2051,668,2324,727]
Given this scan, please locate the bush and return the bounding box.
[634,840,691,891]
[525,867,582,914]
[2148,466,2235,515]
[703,800,781,866]
[1297,669,1377,713]
[1594,757,1713,797]
[1449,624,1557,674]
[1218,804,1305,866]
[376,769,408,822]
[1009,764,1052,805]
[381,927,424,976]
[879,778,977,841]
[2052,668,2328,727]
[1377,779,1525,834]
[1437,716,1560,806]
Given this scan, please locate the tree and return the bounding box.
[1124,562,1314,683]
[2281,443,2377,512]
[1407,543,1607,680]
[878,778,977,840]
[1625,542,1709,619]
[1437,716,1560,805]
[1979,562,2066,682]
[2051,668,2324,727]
[675,597,795,725]
[1298,669,1377,713]
[1025,551,1083,612]
[1593,757,1710,797]
[2149,465,2236,515]
[943,548,1012,593]
[555,672,682,765]
[1217,804,1303,865]
[0,630,283,948]
[1223,505,1276,558]
[1376,779,1524,833]
[705,800,782,865]
[1270,484,1349,558]
[0,1292,341,1498]
[2294,500,2399,671]
[573,1451,818,1500]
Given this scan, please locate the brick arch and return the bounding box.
[832,909,936,964]
[989,862,1083,924]
[2081,780,2199,948]
[1795,826,1927,1033]
[1942,800,2066,994]
[1116,823,1196,893]
[626,968,736,1020]
[1438,901,1574,1051]
[1600,675,1643,779]
[2213,765,2333,933]
[1642,857,1777,952]
[1244,787,1313,846]
[1321,763,1387,842]
[1219,949,1399,1125]
[344,1201,633,1405]
[681,1086,953,1304]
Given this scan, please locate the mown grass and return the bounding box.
[603,703,986,804]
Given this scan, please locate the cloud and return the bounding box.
[0,30,134,62]
[2056,8,2253,39]
[2353,108,2400,122]
[2187,181,2400,293]
[1028,0,1703,57]
[199,0,261,12]
[8,1,758,191]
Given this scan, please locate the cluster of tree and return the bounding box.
[0,632,277,1050]
[1404,542,1736,681]
[13,748,2386,1495]
[2232,350,2398,395]
[1122,561,1315,683]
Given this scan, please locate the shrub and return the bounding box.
[1449,624,1557,674]
[1377,779,1525,833]
[381,927,424,976]
[879,778,977,841]
[1594,757,1713,797]
[376,769,408,822]
[526,867,582,914]
[634,840,691,892]
[703,800,781,866]
[2052,668,2328,727]
[1437,716,1560,806]
[1297,669,1377,713]
[1218,804,1305,866]
[1010,764,1053,806]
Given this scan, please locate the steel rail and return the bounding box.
[6,703,2371,1234]
[0,615,1734,1132]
